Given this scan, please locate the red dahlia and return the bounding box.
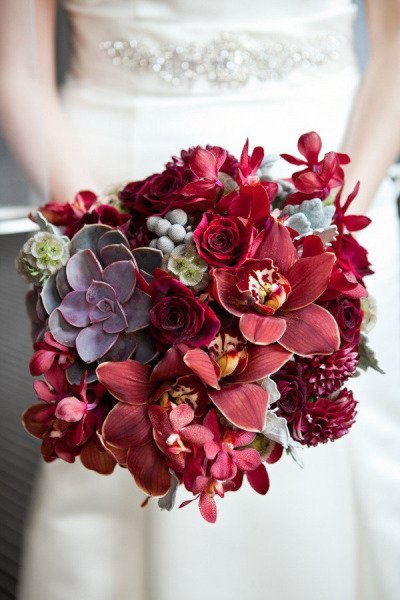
[296,388,357,447]
[298,345,359,396]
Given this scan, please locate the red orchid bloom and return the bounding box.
[237,139,264,185]
[23,368,115,473]
[149,403,213,473]
[97,350,213,497]
[282,132,350,203]
[213,218,340,355]
[203,410,261,480]
[181,146,227,200]
[181,456,237,523]
[29,332,75,378]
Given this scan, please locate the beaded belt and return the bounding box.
[100,32,344,89]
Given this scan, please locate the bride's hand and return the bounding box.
[0,0,98,203]
[341,0,400,214]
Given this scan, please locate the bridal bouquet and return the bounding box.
[17,132,380,522]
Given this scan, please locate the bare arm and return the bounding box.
[0,0,98,203]
[341,0,400,213]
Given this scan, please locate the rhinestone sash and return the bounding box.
[100,32,343,89]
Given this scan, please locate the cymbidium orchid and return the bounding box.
[213,218,340,355]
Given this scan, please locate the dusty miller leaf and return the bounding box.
[356,334,385,376]
[36,211,56,234]
[157,471,179,511]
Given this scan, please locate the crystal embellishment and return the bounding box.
[100,33,342,88]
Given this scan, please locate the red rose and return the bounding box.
[272,362,307,424]
[193,212,253,268]
[150,273,220,347]
[326,297,362,345]
[120,167,191,216]
[339,233,373,278]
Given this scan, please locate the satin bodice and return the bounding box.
[61,0,358,97]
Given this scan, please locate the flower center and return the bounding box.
[237,259,291,315]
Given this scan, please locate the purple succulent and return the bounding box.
[41,224,162,383]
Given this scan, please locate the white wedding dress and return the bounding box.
[19,1,400,599]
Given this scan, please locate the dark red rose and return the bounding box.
[149,272,220,347]
[120,167,189,216]
[295,388,357,447]
[326,297,362,345]
[193,212,253,268]
[64,204,130,238]
[272,362,307,424]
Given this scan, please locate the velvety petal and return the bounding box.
[102,402,151,448]
[231,448,261,472]
[279,304,340,356]
[96,360,152,405]
[239,313,286,345]
[199,492,217,523]
[49,309,80,347]
[212,269,247,317]
[169,403,194,431]
[284,253,335,310]
[41,273,61,315]
[102,260,136,303]
[150,347,190,383]
[80,439,116,475]
[131,247,163,276]
[127,442,171,497]
[102,301,128,334]
[59,291,91,327]
[247,463,270,494]
[183,348,220,389]
[55,396,86,422]
[75,323,118,362]
[203,409,221,440]
[124,289,151,333]
[211,450,237,480]
[230,344,292,383]
[204,439,220,461]
[180,424,214,446]
[209,383,269,432]
[192,303,221,348]
[66,249,102,291]
[192,475,211,495]
[252,218,297,274]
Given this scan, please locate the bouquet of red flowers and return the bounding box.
[17,132,381,522]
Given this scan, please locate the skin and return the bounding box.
[0,0,400,208]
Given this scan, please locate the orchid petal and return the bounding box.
[209,383,269,432]
[212,269,247,317]
[230,344,292,382]
[103,402,151,448]
[169,403,194,431]
[239,313,286,345]
[96,360,152,405]
[252,218,296,273]
[55,396,86,422]
[231,448,261,471]
[127,442,171,497]
[279,303,340,356]
[284,253,335,310]
[183,348,220,389]
[150,347,190,383]
[199,492,217,523]
[80,439,116,475]
[247,463,270,494]
[211,451,237,480]
[180,425,213,446]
